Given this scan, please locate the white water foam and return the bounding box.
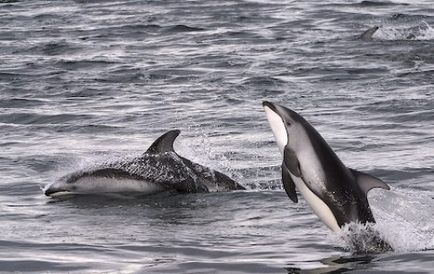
[373,21,434,41]
[370,187,434,252]
[337,222,391,254]
[332,187,434,253]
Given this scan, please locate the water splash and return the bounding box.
[178,131,245,184]
[337,222,392,254]
[332,188,434,254]
[373,21,434,41]
[370,188,434,252]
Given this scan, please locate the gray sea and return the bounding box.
[1,0,433,273]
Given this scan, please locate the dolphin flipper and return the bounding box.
[145,130,180,154]
[350,168,390,194]
[282,163,298,203]
[284,146,302,177]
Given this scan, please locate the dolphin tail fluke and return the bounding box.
[146,130,180,154]
[350,168,390,194]
[282,163,298,203]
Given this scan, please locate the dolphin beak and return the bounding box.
[43,184,70,197]
[262,101,278,112]
[44,188,57,196]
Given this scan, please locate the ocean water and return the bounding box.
[1,0,433,273]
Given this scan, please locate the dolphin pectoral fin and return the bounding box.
[282,163,298,203]
[145,130,181,154]
[283,146,301,177]
[350,168,390,194]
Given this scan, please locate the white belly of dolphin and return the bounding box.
[264,106,288,154]
[45,176,166,196]
[292,174,340,232]
[73,177,165,194]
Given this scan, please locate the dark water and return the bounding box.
[1,0,434,273]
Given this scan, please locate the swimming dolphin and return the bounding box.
[262,101,390,233]
[44,130,244,196]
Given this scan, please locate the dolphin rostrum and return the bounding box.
[262,101,390,234]
[44,130,245,196]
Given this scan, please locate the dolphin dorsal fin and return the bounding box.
[145,130,180,154]
[350,168,390,194]
[360,26,379,41]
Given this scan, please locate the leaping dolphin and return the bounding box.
[262,101,391,240]
[44,130,245,196]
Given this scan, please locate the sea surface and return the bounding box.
[0,0,433,273]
